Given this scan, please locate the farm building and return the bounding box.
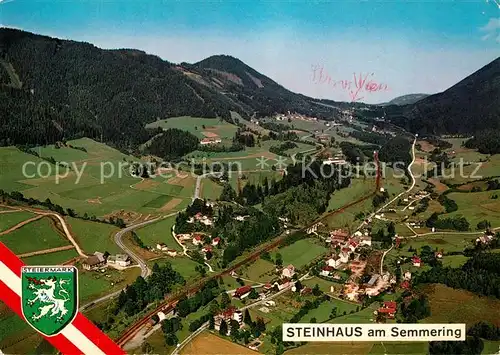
[107,254,131,267]
[83,252,107,271]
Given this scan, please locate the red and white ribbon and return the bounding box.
[0,242,125,355]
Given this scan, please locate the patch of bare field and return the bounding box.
[180,331,255,355]
[133,179,160,190]
[428,178,449,193]
[86,198,102,204]
[167,174,195,187]
[159,198,183,212]
[417,140,436,152]
[202,131,219,138]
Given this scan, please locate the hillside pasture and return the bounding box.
[272,238,328,269]
[0,211,36,232]
[421,284,500,326]
[445,190,500,227]
[0,139,193,218]
[145,116,238,142]
[22,248,79,265]
[67,217,121,254]
[1,217,70,254]
[180,331,255,355]
[135,215,179,250]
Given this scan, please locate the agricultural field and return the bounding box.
[286,342,374,355]
[240,258,276,283]
[328,179,374,211]
[302,276,344,294]
[444,190,500,227]
[1,217,70,254]
[0,138,194,218]
[200,178,224,200]
[135,215,179,250]
[145,116,238,143]
[0,210,36,232]
[77,266,141,303]
[441,254,469,268]
[299,298,359,323]
[442,153,500,185]
[249,294,299,328]
[67,217,121,254]
[180,331,255,355]
[382,167,407,197]
[323,197,373,232]
[272,238,328,269]
[385,234,477,270]
[287,341,427,355]
[0,309,49,355]
[22,248,79,265]
[421,284,500,327]
[150,256,201,281]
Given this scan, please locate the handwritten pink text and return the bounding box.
[311,64,390,102]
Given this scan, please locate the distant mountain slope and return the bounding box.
[380,93,429,106]
[0,30,343,148]
[179,54,344,117]
[386,57,500,135]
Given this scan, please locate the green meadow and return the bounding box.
[272,238,328,269]
[66,217,121,254]
[0,138,193,217]
[1,217,70,254]
[145,116,238,141]
[22,248,79,265]
[135,215,178,249]
[0,211,36,232]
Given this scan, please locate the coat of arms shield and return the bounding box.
[21,266,78,336]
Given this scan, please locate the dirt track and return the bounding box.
[18,245,75,258]
[0,215,44,236]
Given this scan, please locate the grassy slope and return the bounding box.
[0,211,36,231]
[1,217,70,254]
[67,216,121,254]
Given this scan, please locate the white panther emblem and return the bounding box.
[26,276,71,323]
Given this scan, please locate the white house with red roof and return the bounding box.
[212,237,221,246]
[192,234,203,245]
[412,256,422,267]
[320,265,335,277]
[348,239,359,252]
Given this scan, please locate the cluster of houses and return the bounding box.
[199,137,222,145]
[319,229,372,278]
[187,212,214,226]
[476,230,496,245]
[274,112,317,122]
[214,307,243,333]
[82,251,131,271]
[156,243,178,257]
[376,301,398,319]
[157,232,221,259]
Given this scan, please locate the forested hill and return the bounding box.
[180,54,344,117]
[0,29,337,149]
[385,57,500,135]
[379,93,429,106]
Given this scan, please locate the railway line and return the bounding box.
[115,152,382,347]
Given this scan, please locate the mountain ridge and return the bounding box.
[385,57,500,135]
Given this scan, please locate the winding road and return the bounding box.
[379,136,417,274]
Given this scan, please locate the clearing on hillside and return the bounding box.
[180,331,255,355]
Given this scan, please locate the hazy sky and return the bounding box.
[1,0,498,103]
